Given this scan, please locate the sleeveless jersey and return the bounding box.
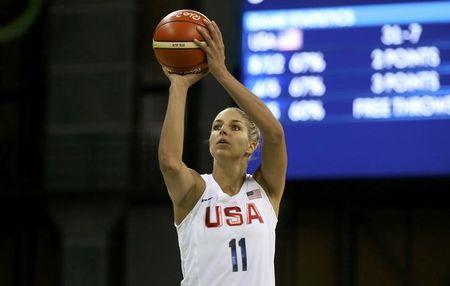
[175,174,278,286]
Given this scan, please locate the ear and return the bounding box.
[245,140,258,156]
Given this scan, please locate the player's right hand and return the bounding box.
[162,66,209,90]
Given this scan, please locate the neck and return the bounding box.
[212,158,248,196]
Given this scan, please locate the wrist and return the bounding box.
[170,82,189,93]
[213,66,231,82]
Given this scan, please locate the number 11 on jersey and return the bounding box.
[229,238,247,272]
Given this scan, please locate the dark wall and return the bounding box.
[0,0,449,286]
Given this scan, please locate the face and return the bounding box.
[209,109,257,161]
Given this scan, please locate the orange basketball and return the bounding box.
[153,10,210,74]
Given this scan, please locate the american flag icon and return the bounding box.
[247,189,262,200]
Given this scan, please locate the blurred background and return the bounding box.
[1,0,449,285]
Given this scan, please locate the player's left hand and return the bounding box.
[194,19,227,78]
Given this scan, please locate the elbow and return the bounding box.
[159,157,182,174]
[264,123,285,144]
[158,150,182,173]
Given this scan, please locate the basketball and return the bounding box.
[153,10,210,74]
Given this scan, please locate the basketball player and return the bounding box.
[158,19,287,286]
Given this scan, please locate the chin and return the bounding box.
[212,150,244,161]
[212,150,231,158]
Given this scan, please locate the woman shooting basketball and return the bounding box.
[158,18,287,286]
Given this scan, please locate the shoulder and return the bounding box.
[251,171,282,217]
[247,173,267,194]
[253,168,284,198]
[185,169,207,202]
[173,169,207,223]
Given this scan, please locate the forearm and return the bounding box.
[158,84,189,169]
[215,69,284,140]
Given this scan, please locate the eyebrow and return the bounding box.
[213,119,243,124]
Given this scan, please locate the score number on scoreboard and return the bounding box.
[242,2,450,124]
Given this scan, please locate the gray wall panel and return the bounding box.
[126,206,181,286]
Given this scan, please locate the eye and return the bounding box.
[231,125,241,131]
[212,124,221,131]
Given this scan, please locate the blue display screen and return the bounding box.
[242,0,450,179]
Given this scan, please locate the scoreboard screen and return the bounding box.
[241,0,450,179]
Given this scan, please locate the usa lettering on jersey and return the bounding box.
[205,203,264,228]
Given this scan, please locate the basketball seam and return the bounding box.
[154,48,202,50]
[155,20,208,32]
[158,61,207,69]
[153,40,203,43]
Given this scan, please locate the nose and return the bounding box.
[219,125,228,135]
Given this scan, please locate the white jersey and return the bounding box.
[175,174,278,286]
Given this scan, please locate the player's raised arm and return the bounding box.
[158,68,206,222]
[195,20,287,211]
